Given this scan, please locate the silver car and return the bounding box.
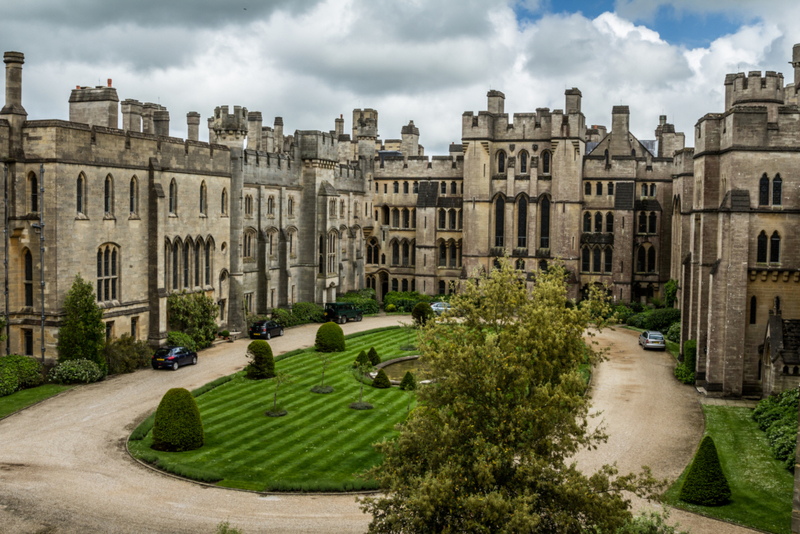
[430,302,451,316]
[639,331,666,350]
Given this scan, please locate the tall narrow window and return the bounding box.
[440,181,447,194]
[392,242,399,265]
[393,209,400,228]
[221,188,227,215]
[593,248,601,272]
[520,151,528,174]
[604,149,609,165]
[439,243,446,266]
[195,242,201,286]
[495,197,505,247]
[647,247,656,272]
[750,296,757,325]
[451,181,457,194]
[199,182,206,214]
[608,182,614,195]
[757,231,768,262]
[403,181,409,194]
[770,231,781,263]
[172,244,179,290]
[641,184,648,197]
[129,177,137,215]
[594,212,602,233]
[97,244,119,301]
[183,245,189,288]
[402,242,409,266]
[413,181,419,194]
[328,233,337,273]
[403,209,410,228]
[77,175,84,214]
[637,247,646,272]
[169,179,177,214]
[205,244,210,286]
[584,182,591,195]
[24,250,33,307]
[638,212,647,233]
[450,243,457,267]
[517,197,527,248]
[759,174,769,205]
[288,196,294,216]
[542,151,551,174]
[540,196,551,248]
[449,209,456,230]
[773,175,782,206]
[104,175,113,214]
[393,182,399,194]
[596,182,602,195]
[606,212,614,233]
[438,209,446,230]
[30,175,38,212]
[648,212,657,233]
[604,248,613,273]
[581,247,590,272]
[498,151,506,173]
[583,212,591,232]
[650,184,656,196]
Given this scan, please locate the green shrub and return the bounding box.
[167,291,218,349]
[611,304,634,324]
[354,349,370,367]
[665,279,678,308]
[220,330,230,337]
[753,387,799,469]
[0,364,20,397]
[372,369,391,388]
[674,340,696,385]
[626,313,647,329]
[679,435,731,506]
[368,347,380,366]
[57,274,107,375]
[630,301,644,313]
[271,308,293,327]
[645,308,681,331]
[216,520,244,534]
[152,387,204,452]
[338,290,379,315]
[383,291,431,312]
[245,340,275,380]
[385,304,396,312]
[315,322,345,352]
[400,371,417,391]
[666,322,681,343]
[167,331,197,352]
[49,359,103,384]
[412,301,434,326]
[615,510,689,534]
[0,354,42,390]
[291,302,324,323]
[104,334,153,375]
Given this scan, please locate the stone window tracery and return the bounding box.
[97,244,119,302]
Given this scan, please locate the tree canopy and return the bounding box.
[361,259,660,533]
[57,274,106,374]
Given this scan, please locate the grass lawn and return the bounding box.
[663,405,793,534]
[0,384,73,419]
[128,326,416,492]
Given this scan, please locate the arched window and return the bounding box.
[596,182,602,195]
[77,175,85,214]
[641,184,648,197]
[542,151,551,174]
[593,247,601,272]
[392,241,399,265]
[638,212,647,234]
[195,241,201,286]
[199,181,207,215]
[393,209,400,228]
[24,250,33,307]
[604,248,613,273]
[773,175,782,206]
[327,232,337,273]
[393,181,399,194]
[403,181,409,194]
[413,181,419,194]
[97,244,120,301]
[340,200,345,217]
[608,182,614,195]
[631,149,636,157]
[757,231,767,262]
[636,247,646,272]
[647,246,656,272]
[172,243,179,290]
[540,196,551,248]
[169,179,179,214]
[583,212,591,232]
[648,212,657,233]
[439,280,446,294]
[449,209,456,230]
[770,231,781,263]
[604,149,609,166]
[451,181,457,194]
[519,151,528,174]
[439,243,446,266]
[584,182,591,196]
[267,196,274,215]
[129,177,138,215]
[495,197,505,247]
[104,175,113,214]
[221,188,228,215]
[411,241,417,265]
[650,184,656,197]
[440,181,447,194]
[205,242,211,286]
[750,296,757,325]
[288,196,294,216]
[517,197,527,248]
[403,209,410,228]
[594,212,602,233]
[759,174,769,205]
[775,296,781,312]
[402,242,409,266]
[30,174,38,212]
[498,151,506,173]
[606,212,614,233]
[581,247,590,272]
[449,242,457,267]
[183,243,190,288]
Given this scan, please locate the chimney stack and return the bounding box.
[186,112,200,141]
[1,51,26,116]
[247,111,262,151]
[121,99,143,132]
[153,109,170,137]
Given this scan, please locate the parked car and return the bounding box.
[639,331,666,350]
[324,302,363,324]
[249,320,284,340]
[152,346,197,371]
[430,302,451,316]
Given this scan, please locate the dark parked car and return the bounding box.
[152,346,197,371]
[324,302,362,324]
[638,331,666,350]
[249,320,284,340]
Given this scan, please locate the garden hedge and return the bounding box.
[372,369,391,389]
[49,359,103,384]
[152,387,204,452]
[753,387,799,469]
[167,331,197,352]
[245,340,275,379]
[105,334,153,375]
[679,435,731,506]
[0,354,43,396]
[315,322,345,352]
[338,289,379,315]
[674,340,696,385]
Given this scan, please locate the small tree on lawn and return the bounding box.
[266,369,293,417]
[400,371,417,414]
[312,351,335,394]
[351,360,374,410]
[58,274,107,374]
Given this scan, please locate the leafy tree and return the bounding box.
[167,291,218,349]
[266,369,293,417]
[355,349,370,367]
[679,435,731,506]
[665,279,679,308]
[351,359,374,409]
[57,274,106,374]
[411,301,433,326]
[361,258,662,533]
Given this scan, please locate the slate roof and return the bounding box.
[416,181,439,208]
[318,181,338,196]
[614,183,635,210]
[634,199,662,212]
[731,190,751,211]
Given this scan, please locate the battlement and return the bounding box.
[725,71,785,111]
[297,130,338,161]
[209,105,248,148]
[353,108,378,139]
[375,154,463,176]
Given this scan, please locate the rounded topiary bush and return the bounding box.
[372,369,391,389]
[315,322,345,352]
[167,331,197,352]
[412,301,433,326]
[48,359,103,384]
[400,371,417,391]
[151,387,204,452]
[679,435,731,506]
[354,349,370,368]
[245,340,275,379]
[368,347,380,366]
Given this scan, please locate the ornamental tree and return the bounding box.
[360,258,662,533]
[57,274,107,374]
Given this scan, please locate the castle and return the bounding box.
[2,44,800,400]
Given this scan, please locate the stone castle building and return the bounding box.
[2,44,800,403]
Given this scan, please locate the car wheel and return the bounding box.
[266,332,271,340]
[280,328,284,336]
[192,356,197,365]
[172,361,179,371]
[357,314,362,322]
[152,364,158,370]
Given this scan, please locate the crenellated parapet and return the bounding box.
[208,105,249,149]
[725,71,785,111]
[298,130,339,162]
[374,154,463,177]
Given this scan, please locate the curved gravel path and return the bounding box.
[0,321,759,533]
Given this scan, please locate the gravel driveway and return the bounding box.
[0,320,759,533]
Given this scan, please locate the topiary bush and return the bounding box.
[626,313,648,329]
[354,349,370,367]
[372,369,391,388]
[167,331,197,352]
[368,346,380,366]
[0,354,43,391]
[151,387,204,452]
[245,340,275,379]
[666,322,681,343]
[104,334,153,375]
[674,340,696,385]
[400,371,417,391]
[315,322,345,352]
[412,302,434,326]
[679,435,731,506]
[385,304,396,312]
[49,359,103,384]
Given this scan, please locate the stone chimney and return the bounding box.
[274,117,284,153]
[121,99,143,132]
[247,111,262,151]
[69,84,119,128]
[401,120,420,157]
[565,88,582,114]
[208,105,248,149]
[335,114,344,137]
[153,109,170,137]
[793,43,800,94]
[1,51,25,116]
[610,105,630,156]
[186,111,200,141]
[142,103,158,135]
[487,90,505,114]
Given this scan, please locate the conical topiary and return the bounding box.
[152,387,204,452]
[679,435,731,506]
[368,346,380,366]
[245,340,275,379]
[399,371,416,391]
[372,368,391,388]
[354,349,370,367]
[315,322,345,352]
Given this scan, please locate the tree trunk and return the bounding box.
[273,387,278,411]
[359,373,364,403]
[321,365,326,387]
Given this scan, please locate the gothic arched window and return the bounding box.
[770,231,781,263]
[517,197,527,248]
[757,231,767,263]
[773,175,782,206]
[759,174,769,205]
[495,197,505,247]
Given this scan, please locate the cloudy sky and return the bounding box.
[1,0,798,154]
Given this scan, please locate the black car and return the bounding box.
[249,320,284,340]
[152,346,197,371]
